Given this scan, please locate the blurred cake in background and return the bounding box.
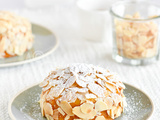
[39,64,126,120]
[0,11,34,58]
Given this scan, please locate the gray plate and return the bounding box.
[0,24,59,67]
[8,83,154,120]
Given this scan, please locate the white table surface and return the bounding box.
[0,0,160,120]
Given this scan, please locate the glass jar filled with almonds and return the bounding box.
[110,1,160,65]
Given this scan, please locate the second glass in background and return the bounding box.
[110,0,160,65]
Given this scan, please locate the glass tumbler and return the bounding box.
[110,1,160,65]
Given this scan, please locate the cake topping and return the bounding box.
[40,64,126,119]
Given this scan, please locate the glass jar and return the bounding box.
[110,0,160,65]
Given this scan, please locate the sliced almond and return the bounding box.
[59,101,74,116]
[108,106,116,119]
[114,106,122,117]
[45,114,53,120]
[88,83,104,97]
[76,79,87,88]
[110,93,122,106]
[39,80,48,87]
[52,109,59,120]
[80,102,94,114]
[72,106,96,119]
[64,115,70,120]
[103,97,113,109]
[47,85,65,99]
[43,102,53,115]
[95,101,108,112]
[85,93,97,99]
[65,76,76,88]
[58,107,65,116]
[95,116,106,120]
[40,91,48,116]
[105,82,116,93]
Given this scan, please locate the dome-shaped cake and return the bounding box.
[0,11,34,58]
[39,64,126,120]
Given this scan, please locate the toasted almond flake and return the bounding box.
[72,106,96,119]
[47,85,65,99]
[59,101,74,116]
[58,107,65,116]
[105,82,116,93]
[65,76,76,88]
[85,93,97,99]
[76,79,87,87]
[40,92,48,116]
[64,115,70,120]
[110,106,116,119]
[96,74,107,81]
[42,84,52,92]
[95,101,108,112]
[77,93,85,101]
[59,91,72,102]
[56,100,60,106]
[45,114,53,120]
[49,79,64,87]
[70,93,78,103]
[103,97,113,109]
[80,103,94,114]
[39,80,48,87]
[114,106,122,117]
[43,102,53,115]
[95,116,106,120]
[88,83,104,97]
[52,109,59,120]
[69,87,88,93]
[110,93,122,106]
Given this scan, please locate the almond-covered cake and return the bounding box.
[39,64,127,120]
[0,11,34,58]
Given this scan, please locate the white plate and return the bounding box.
[8,83,154,120]
[0,23,59,67]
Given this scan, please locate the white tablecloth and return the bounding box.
[0,1,160,120]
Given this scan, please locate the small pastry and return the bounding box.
[39,64,126,120]
[0,11,34,58]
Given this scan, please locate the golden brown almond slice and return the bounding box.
[43,102,53,115]
[105,82,116,93]
[103,97,113,109]
[88,83,104,97]
[95,101,108,112]
[80,102,94,114]
[45,114,53,120]
[64,115,70,120]
[40,92,48,116]
[72,106,96,119]
[114,106,123,118]
[110,93,122,106]
[58,107,65,116]
[95,116,106,120]
[39,80,48,87]
[52,109,59,120]
[59,101,74,116]
[110,106,116,119]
